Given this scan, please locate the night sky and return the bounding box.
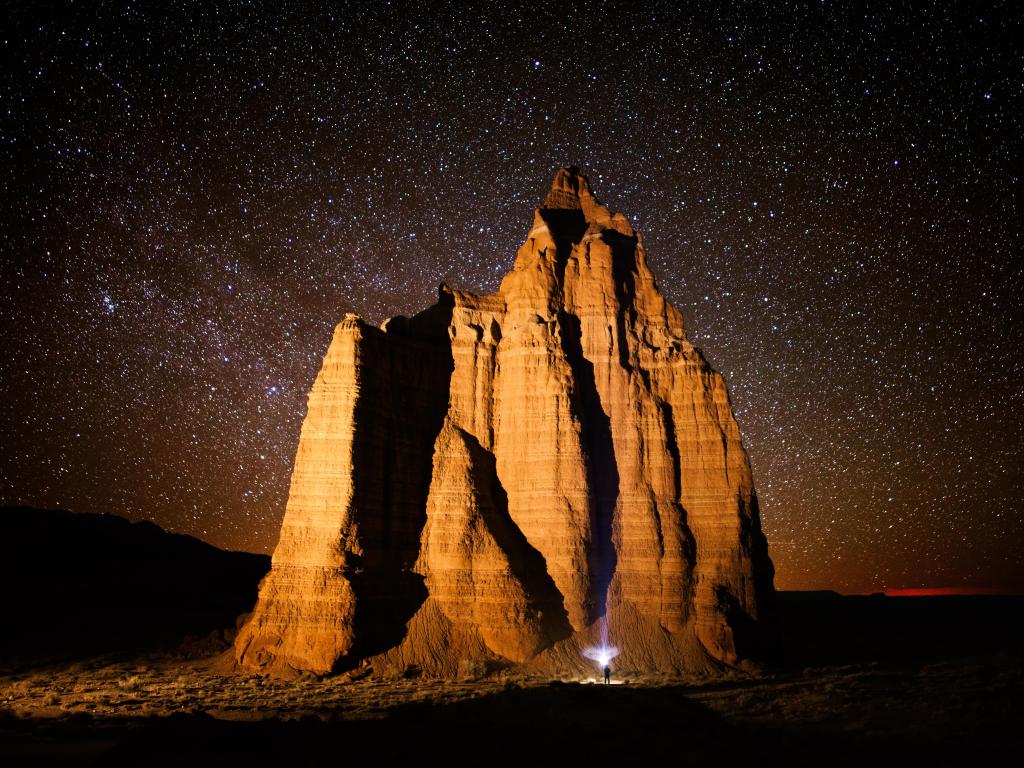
[2,1,1021,593]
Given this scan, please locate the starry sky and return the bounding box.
[2,1,1021,594]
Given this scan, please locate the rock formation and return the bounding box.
[234,167,775,677]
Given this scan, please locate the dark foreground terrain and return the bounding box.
[0,508,1021,766]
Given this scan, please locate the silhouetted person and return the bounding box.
[603,665,610,684]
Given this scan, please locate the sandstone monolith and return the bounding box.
[233,167,775,677]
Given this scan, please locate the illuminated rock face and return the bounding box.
[234,168,775,677]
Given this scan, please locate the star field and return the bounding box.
[2,1,1021,593]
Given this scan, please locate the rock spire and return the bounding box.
[233,167,775,677]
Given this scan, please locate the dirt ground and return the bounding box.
[4,513,1020,765]
[3,590,1023,766]
[1,647,1020,767]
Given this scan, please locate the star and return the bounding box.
[0,0,1019,594]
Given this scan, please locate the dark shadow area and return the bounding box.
[739,494,778,643]
[717,493,779,660]
[659,402,682,502]
[559,312,619,622]
[539,197,620,623]
[2,582,1022,765]
[459,427,573,641]
[776,591,1024,667]
[538,207,587,253]
[344,295,455,664]
[657,400,698,610]
[603,228,639,372]
[3,676,1018,768]
[715,584,764,659]
[0,507,270,672]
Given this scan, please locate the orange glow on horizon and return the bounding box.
[884,587,1020,597]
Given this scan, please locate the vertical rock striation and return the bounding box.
[235,167,775,677]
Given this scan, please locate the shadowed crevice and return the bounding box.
[659,401,683,503]
[539,207,587,303]
[539,207,588,260]
[559,311,619,624]
[710,497,778,662]
[540,198,619,623]
[657,400,698,622]
[604,229,639,372]
[341,297,455,667]
[737,493,778,654]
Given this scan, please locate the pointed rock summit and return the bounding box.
[234,168,775,677]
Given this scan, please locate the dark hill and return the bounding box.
[0,507,269,667]
[775,589,1024,667]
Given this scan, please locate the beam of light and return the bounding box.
[582,644,619,668]
[582,614,618,669]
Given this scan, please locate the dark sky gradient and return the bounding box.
[2,1,1021,593]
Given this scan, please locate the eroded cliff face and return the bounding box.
[233,167,775,677]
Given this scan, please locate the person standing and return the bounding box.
[603,665,611,684]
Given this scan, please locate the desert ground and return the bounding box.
[2,594,1021,767]
[1,510,1020,766]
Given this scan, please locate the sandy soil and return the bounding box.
[3,513,1019,765]
[1,647,1020,767]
